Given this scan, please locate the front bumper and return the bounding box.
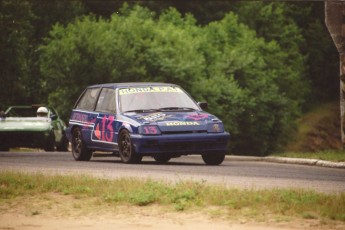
[0,131,51,148]
[130,132,230,155]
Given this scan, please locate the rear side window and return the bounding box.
[95,88,116,113]
[76,87,101,111]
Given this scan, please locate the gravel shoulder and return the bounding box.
[1,205,343,230]
[1,193,344,230]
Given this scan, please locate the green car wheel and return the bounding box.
[44,132,55,152]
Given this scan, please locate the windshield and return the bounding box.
[6,107,44,117]
[119,86,200,113]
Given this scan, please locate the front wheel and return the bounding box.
[118,130,142,164]
[201,152,225,165]
[72,127,92,161]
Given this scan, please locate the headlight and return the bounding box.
[207,122,224,133]
[139,125,161,135]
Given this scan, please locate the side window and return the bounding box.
[95,88,116,113]
[76,87,101,111]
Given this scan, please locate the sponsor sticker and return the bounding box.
[138,113,171,122]
[186,114,209,121]
[119,87,183,95]
[72,112,89,122]
[166,121,200,126]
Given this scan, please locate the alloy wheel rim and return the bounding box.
[121,134,131,159]
[74,130,82,155]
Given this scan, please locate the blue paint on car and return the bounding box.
[66,82,230,165]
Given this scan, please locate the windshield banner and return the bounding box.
[119,87,183,95]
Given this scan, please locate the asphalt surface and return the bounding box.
[0,151,344,194]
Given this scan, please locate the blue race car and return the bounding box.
[66,83,230,165]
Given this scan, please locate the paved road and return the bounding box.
[0,151,344,194]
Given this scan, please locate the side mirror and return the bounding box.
[198,102,208,110]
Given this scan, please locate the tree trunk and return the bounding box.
[325,1,345,148]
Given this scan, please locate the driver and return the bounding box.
[36,107,49,117]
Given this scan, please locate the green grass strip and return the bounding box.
[0,171,344,222]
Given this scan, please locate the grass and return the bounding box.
[272,150,345,162]
[0,171,344,223]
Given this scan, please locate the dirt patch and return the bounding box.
[286,102,342,152]
[0,193,344,230]
[0,212,338,230]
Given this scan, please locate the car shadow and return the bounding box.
[90,156,204,166]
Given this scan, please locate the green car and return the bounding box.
[0,105,69,152]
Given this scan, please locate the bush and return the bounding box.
[40,5,305,155]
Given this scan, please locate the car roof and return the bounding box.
[86,82,179,89]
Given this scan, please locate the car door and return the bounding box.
[92,87,118,151]
[49,108,63,142]
[74,87,102,148]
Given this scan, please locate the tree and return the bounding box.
[232,2,309,109]
[27,0,85,103]
[288,2,338,104]
[0,0,84,109]
[40,6,303,155]
[0,0,35,108]
[194,13,299,154]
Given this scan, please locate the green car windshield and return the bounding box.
[6,107,39,117]
[119,86,200,113]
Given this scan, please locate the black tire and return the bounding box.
[153,154,171,164]
[201,152,225,165]
[71,127,92,161]
[44,132,55,152]
[56,133,69,152]
[118,130,142,164]
[0,146,9,151]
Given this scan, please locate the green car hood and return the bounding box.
[0,117,52,132]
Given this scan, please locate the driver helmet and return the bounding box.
[36,107,48,117]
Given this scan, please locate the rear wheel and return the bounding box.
[0,146,9,151]
[72,127,92,161]
[201,152,225,165]
[44,132,55,152]
[118,130,142,164]
[56,133,69,152]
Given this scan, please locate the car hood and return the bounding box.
[0,117,52,131]
[122,111,221,132]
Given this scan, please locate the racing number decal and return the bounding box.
[94,115,114,142]
[143,126,158,134]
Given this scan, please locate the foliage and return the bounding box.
[39,5,307,155]
[0,0,35,108]
[0,1,338,155]
[231,2,338,106]
[0,0,84,108]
